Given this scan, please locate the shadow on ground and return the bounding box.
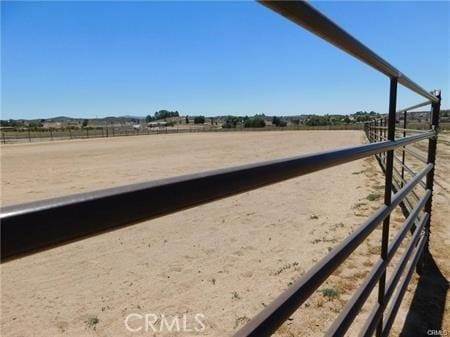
[400,251,449,337]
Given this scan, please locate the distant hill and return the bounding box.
[47,116,76,121]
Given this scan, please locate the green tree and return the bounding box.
[272,116,281,126]
[194,116,205,124]
[244,117,266,128]
[272,116,287,127]
[222,116,240,128]
[305,116,330,126]
[154,110,179,120]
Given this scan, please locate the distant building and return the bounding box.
[148,121,167,128]
[42,121,62,129]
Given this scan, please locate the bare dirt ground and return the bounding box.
[0,130,448,337]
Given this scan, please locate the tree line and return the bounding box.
[1,110,386,131]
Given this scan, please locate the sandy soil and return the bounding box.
[0,130,448,337]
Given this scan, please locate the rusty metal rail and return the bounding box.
[0,1,442,337]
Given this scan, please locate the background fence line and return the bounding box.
[0,124,364,144]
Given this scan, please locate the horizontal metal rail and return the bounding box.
[381,232,427,337]
[0,132,434,262]
[378,154,421,219]
[374,126,429,134]
[326,191,429,337]
[233,163,431,337]
[393,155,426,189]
[395,127,430,133]
[360,212,429,337]
[259,1,438,103]
[371,126,388,131]
[364,115,438,337]
[403,146,428,163]
[392,169,419,204]
[378,152,423,197]
[397,100,432,114]
[372,132,423,225]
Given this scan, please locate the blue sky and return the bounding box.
[1,1,448,119]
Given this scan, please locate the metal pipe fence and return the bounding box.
[0,1,442,336]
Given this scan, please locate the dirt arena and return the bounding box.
[1,130,448,337]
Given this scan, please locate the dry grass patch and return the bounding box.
[367,193,381,201]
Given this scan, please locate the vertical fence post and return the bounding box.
[384,117,387,171]
[381,118,383,140]
[384,116,387,141]
[371,120,374,142]
[378,118,381,142]
[374,119,376,142]
[379,118,383,142]
[373,120,375,141]
[424,90,441,255]
[50,129,53,141]
[377,119,382,164]
[375,119,378,142]
[370,121,373,142]
[381,118,384,141]
[401,110,407,187]
[28,130,31,142]
[2,132,6,144]
[376,77,397,337]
